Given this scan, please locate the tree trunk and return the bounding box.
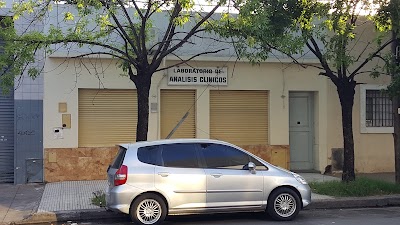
[337,80,356,182]
[134,73,151,142]
[392,31,400,184]
[393,96,400,184]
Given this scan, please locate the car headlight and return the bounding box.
[292,173,308,185]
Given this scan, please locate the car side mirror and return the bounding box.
[248,162,256,174]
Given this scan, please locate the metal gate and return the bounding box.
[0,87,14,183]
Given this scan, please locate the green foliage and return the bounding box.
[91,190,106,207]
[373,0,400,98]
[310,177,400,197]
[0,0,224,90]
[0,16,42,92]
[208,0,307,62]
[211,0,392,74]
[374,0,399,33]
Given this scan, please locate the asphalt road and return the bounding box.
[35,207,400,225]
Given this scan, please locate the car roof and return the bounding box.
[119,139,235,149]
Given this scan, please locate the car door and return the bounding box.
[199,143,265,208]
[154,143,207,211]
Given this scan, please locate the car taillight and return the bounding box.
[114,165,128,186]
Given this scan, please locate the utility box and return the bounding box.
[62,114,71,128]
[26,158,43,183]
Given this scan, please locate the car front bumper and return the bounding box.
[298,184,312,208]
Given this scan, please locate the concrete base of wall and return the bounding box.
[44,147,119,182]
[241,145,290,169]
[44,145,290,182]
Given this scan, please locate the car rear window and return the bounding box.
[110,146,127,169]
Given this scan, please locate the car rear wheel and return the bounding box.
[130,193,167,225]
[267,187,301,221]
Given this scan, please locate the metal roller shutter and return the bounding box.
[160,90,196,139]
[0,88,14,183]
[210,90,269,145]
[78,89,137,147]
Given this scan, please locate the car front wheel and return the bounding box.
[130,193,167,225]
[267,187,301,221]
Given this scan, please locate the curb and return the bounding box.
[307,195,400,210]
[6,195,400,224]
[11,209,125,225]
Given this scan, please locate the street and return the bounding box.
[34,207,400,225]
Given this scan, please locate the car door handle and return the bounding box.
[158,172,169,177]
[211,173,222,178]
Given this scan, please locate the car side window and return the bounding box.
[200,143,250,170]
[161,143,199,168]
[137,145,162,166]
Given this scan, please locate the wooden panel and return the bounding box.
[271,149,288,169]
[160,90,196,139]
[242,145,290,169]
[210,90,269,145]
[78,89,137,147]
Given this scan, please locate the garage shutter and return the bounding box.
[79,89,137,147]
[210,90,269,145]
[160,90,196,139]
[0,88,14,183]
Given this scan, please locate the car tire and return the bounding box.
[130,193,167,225]
[267,187,301,221]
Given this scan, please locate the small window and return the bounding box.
[366,90,393,127]
[161,143,199,168]
[200,143,250,170]
[138,145,162,166]
[110,146,127,169]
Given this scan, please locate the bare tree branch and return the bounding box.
[306,36,338,83]
[154,48,228,72]
[69,52,128,61]
[152,2,182,63]
[11,38,128,57]
[349,38,395,80]
[115,0,141,48]
[101,0,140,57]
[157,3,222,64]
[353,70,391,76]
[354,41,371,62]
[129,0,144,19]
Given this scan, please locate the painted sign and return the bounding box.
[168,66,228,86]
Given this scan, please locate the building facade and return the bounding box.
[0,1,396,183]
[41,56,395,182]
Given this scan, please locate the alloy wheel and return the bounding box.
[136,199,162,224]
[273,193,297,218]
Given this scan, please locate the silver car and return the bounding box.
[106,139,311,225]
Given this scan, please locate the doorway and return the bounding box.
[289,92,314,171]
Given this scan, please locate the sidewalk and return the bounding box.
[1,173,400,225]
[0,183,44,225]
